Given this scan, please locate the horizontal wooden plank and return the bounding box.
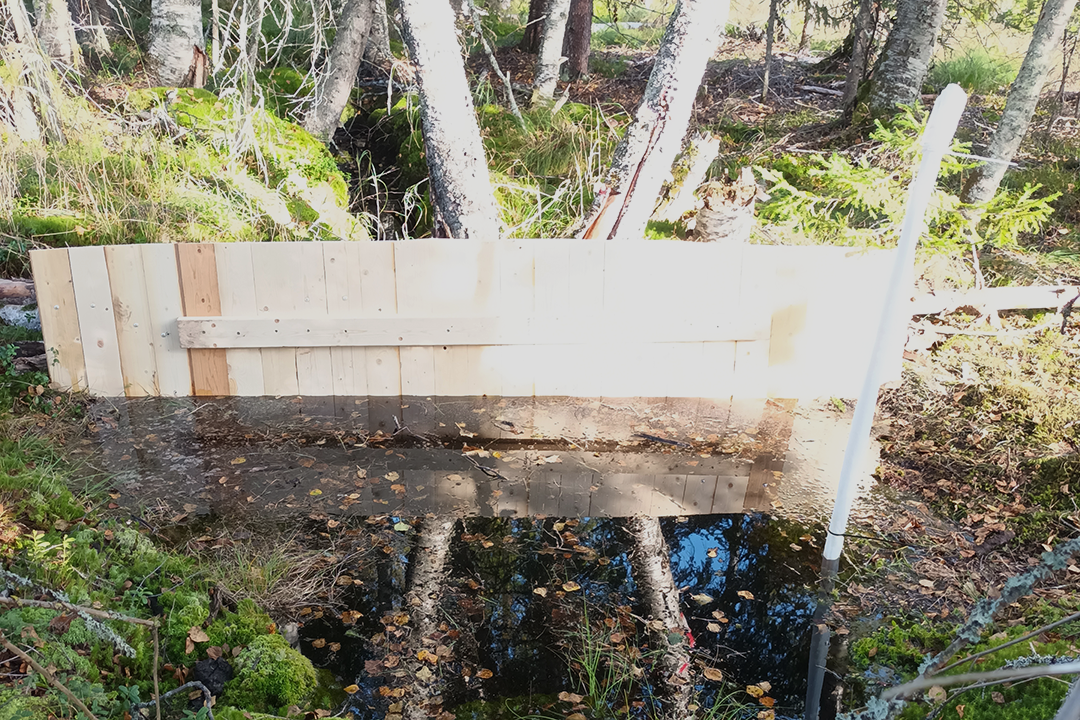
[177,314,770,349]
[911,285,1080,315]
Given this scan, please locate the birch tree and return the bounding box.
[582,0,729,241]
[149,0,204,86]
[304,0,373,142]
[36,0,80,68]
[530,0,570,107]
[867,0,946,115]
[961,0,1078,209]
[841,0,874,114]
[400,0,501,238]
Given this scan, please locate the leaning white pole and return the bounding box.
[823,84,968,562]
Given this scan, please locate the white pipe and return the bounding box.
[823,84,968,561]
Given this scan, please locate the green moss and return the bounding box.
[0,437,85,527]
[256,67,312,121]
[0,687,43,720]
[224,633,317,712]
[850,620,953,676]
[161,592,210,662]
[207,598,276,649]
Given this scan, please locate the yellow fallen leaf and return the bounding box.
[703,667,723,681]
[343,684,359,694]
[746,685,765,698]
[230,457,246,465]
[562,581,581,592]
[309,489,323,496]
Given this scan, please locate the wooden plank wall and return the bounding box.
[30,241,897,399]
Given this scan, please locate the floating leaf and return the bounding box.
[690,593,714,605]
[567,715,587,720]
[706,623,722,633]
[756,711,774,720]
[746,685,765,698]
[230,457,246,465]
[344,684,360,694]
[299,458,315,468]
[394,521,411,532]
[703,668,723,682]
[329,642,341,652]
[312,638,327,649]
[759,696,775,708]
[558,692,584,703]
[707,548,719,558]
[758,682,772,692]
[386,471,400,481]
[562,581,581,592]
[736,590,755,600]
[477,668,493,679]
[309,489,323,496]
[533,587,548,597]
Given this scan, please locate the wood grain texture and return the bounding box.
[104,245,156,396]
[30,249,86,392]
[213,242,264,396]
[175,243,229,396]
[140,244,192,396]
[68,246,125,396]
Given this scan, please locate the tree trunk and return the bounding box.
[867,0,946,116]
[304,0,373,142]
[364,0,392,64]
[70,0,112,56]
[36,0,81,68]
[530,0,570,106]
[400,0,501,238]
[149,0,204,86]
[761,0,780,102]
[519,0,546,53]
[652,131,721,223]
[562,0,591,79]
[582,0,729,241]
[0,280,35,302]
[841,0,874,114]
[625,517,692,719]
[961,0,1078,209]
[238,0,265,108]
[798,1,813,52]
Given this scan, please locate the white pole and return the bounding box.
[822,84,968,561]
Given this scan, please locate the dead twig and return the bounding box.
[0,630,101,720]
[131,680,214,720]
[935,608,1080,676]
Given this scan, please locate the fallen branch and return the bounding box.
[934,609,1080,676]
[0,595,156,627]
[882,661,1080,701]
[0,279,34,301]
[131,680,214,720]
[911,285,1080,315]
[797,84,844,97]
[0,629,101,720]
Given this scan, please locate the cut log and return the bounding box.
[690,166,757,244]
[652,132,721,224]
[0,279,35,301]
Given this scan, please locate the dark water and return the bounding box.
[71,395,847,719]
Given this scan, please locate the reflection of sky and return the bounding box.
[665,515,821,715]
[316,514,823,719]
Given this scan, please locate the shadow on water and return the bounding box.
[70,396,852,719]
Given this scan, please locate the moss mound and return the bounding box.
[225,633,317,712]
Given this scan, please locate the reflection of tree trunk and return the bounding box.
[804,556,838,720]
[403,516,457,720]
[625,517,691,719]
[562,0,591,79]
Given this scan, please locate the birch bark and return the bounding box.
[961,0,1078,209]
[867,0,946,115]
[400,0,501,237]
[149,0,203,86]
[530,0,570,106]
[304,0,373,142]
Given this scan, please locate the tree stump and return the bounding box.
[691,166,758,244]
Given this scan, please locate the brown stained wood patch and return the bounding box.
[175,244,230,396]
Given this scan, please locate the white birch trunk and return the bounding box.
[36,0,81,68]
[867,0,946,115]
[149,0,203,86]
[582,0,729,240]
[304,0,373,142]
[399,0,501,238]
[961,0,1078,208]
[530,0,570,107]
